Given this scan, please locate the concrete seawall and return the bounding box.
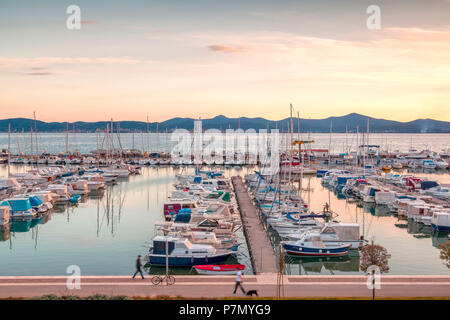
[0,275,449,298]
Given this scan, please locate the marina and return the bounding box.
[0,131,449,277]
[2,0,450,307]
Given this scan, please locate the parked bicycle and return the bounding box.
[151,274,175,285]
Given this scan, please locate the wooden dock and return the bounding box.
[232,176,277,274]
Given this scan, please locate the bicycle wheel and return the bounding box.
[167,275,175,285]
[151,275,162,285]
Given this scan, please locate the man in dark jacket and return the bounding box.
[132,255,145,279]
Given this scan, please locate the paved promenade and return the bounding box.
[232,176,277,274]
[0,275,449,298]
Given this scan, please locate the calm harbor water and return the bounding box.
[0,163,449,276]
[281,171,450,275]
[0,133,449,155]
[0,165,254,276]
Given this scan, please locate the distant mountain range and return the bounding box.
[0,113,449,133]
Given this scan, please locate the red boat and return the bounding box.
[193,264,246,275]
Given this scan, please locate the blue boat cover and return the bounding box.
[174,210,191,223]
[1,199,32,211]
[193,176,202,184]
[29,196,43,207]
[420,181,439,190]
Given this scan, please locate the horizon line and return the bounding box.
[0,112,448,124]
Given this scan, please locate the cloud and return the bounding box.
[81,20,96,25]
[208,45,251,54]
[23,71,55,76]
[0,57,150,69]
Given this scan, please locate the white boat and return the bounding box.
[360,185,381,203]
[146,236,232,267]
[0,206,10,225]
[435,159,449,170]
[422,159,436,169]
[375,191,396,205]
[47,184,71,202]
[431,211,450,231]
[0,198,36,218]
[392,160,403,169]
[193,264,245,275]
[80,174,106,190]
[282,233,352,256]
[427,187,450,200]
[281,223,362,249]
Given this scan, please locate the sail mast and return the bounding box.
[34,111,38,157]
[328,120,332,168]
[146,116,150,154]
[7,123,11,177]
[66,122,69,155]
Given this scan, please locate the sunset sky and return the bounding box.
[1,0,449,122]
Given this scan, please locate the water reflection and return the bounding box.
[280,175,450,275]
[0,164,448,275]
[0,165,256,276]
[285,255,361,275]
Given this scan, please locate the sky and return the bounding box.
[0,0,449,122]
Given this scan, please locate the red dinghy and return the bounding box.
[193,264,246,275]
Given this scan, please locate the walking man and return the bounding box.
[132,255,145,279]
[233,270,246,295]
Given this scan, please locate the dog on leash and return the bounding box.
[245,290,259,297]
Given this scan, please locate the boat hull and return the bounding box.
[431,224,450,232]
[194,264,246,275]
[282,243,350,257]
[149,252,232,267]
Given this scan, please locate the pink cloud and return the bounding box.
[208,45,251,54]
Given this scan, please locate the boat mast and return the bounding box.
[356,125,359,167]
[96,129,99,152]
[328,120,332,168]
[33,111,38,161]
[106,123,110,163]
[116,122,123,157]
[110,118,115,156]
[366,117,370,168]
[165,128,168,154]
[66,122,69,155]
[297,111,303,201]
[156,122,159,153]
[146,116,150,155]
[30,125,33,161]
[289,104,294,195]
[7,123,11,177]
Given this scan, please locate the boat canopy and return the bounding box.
[1,198,32,211]
[193,176,202,184]
[174,210,191,223]
[208,191,231,202]
[29,196,43,207]
[152,237,176,255]
[420,181,439,190]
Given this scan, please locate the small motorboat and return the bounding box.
[282,233,352,257]
[146,236,233,267]
[193,264,246,275]
[70,195,81,204]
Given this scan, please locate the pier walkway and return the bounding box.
[231,176,277,274]
[0,275,449,298]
